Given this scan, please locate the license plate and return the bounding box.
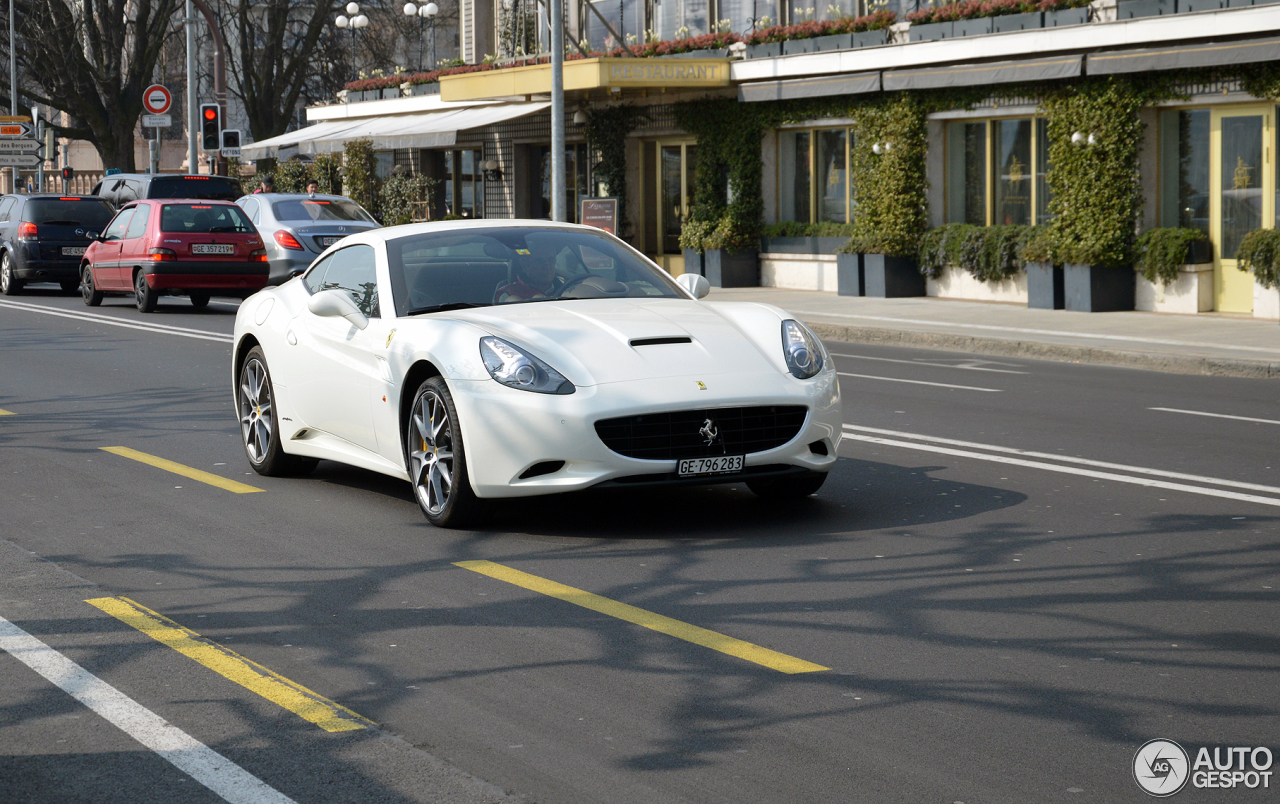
[318,236,344,247]
[61,247,86,256]
[677,455,744,478]
[192,243,234,255]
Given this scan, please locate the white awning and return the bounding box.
[241,102,550,159]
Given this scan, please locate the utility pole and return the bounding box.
[188,0,227,175]
[186,0,198,174]
[550,0,565,222]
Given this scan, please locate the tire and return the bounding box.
[406,376,478,528]
[747,472,828,500]
[0,253,22,296]
[134,269,157,312]
[80,265,103,307]
[60,279,79,294]
[237,346,317,477]
[189,292,211,310]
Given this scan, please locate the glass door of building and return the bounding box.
[640,139,696,273]
[1211,106,1272,314]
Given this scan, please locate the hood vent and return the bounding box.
[629,336,691,347]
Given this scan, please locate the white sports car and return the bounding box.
[232,220,841,526]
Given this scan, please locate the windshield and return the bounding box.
[160,204,255,234]
[272,198,375,223]
[148,176,242,201]
[385,226,682,317]
[23,198,114,228]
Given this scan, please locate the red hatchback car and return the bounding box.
[81,199,268,311]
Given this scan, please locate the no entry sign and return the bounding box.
[143,85,172,116]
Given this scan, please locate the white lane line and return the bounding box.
[828,352,1029,374]
[796,309,1280,355]
[0,614,296,804]
[841,432,1280,509]
[1148,407,1280,426]
[0,299,232,343]
[843,423,1280,496]
[837,372,1002,393]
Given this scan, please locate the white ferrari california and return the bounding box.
[232,220,841,526]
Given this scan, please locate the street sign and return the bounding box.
[220,147,241,158]
[0,138,43,155]
[0,116,31,123]
[143,85,172,115]
[143,114,172,128]
[0,154,43,168]
[0,123,33,138]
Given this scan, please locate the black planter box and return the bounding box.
[1044,6,1090,25]
[863,254,925,297]
[954,16,994,36]
[744,41,782,59]
[704,249,759,288]
[852,29,889,47]
[668,48,727,57]
[1180,0,1223,10]
[682,248,704,276]
[1064,263,1135,312]
[993,10,1043,30]
[836,253,863,296]
[1118,0,1174,17]
[1186,238,1213,265]
[908,21,954,41]
[1025,262,1064,310]
[758,236,848,254]
[411,82,440,96]
[381,87,402,99]
[782,37,819,54]
[809,33,853,52]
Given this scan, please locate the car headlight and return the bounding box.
[480,337,575,395]
[781,319,824,379]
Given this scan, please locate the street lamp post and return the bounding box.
[402,2,438,72]
[335,3,369,79]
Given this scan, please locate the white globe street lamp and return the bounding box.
[404,2,440,71]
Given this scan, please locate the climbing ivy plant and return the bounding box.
[584,105,645,237]
[673,98,768,252]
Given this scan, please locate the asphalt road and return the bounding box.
[1,286,1277,804]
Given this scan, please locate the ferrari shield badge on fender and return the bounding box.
[385,329,396,348]
[696,381,707,390]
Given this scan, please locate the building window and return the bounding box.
[945,116,1051,227]
[1158,109,1210,236]
[532,143,588,222]
[444,149,483,218]
[779,127,854,224]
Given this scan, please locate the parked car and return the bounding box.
[232,220,841,527]
[92,173,243,208]
[81,199,268,312]
[235,193,380,285]
[0,194,116,296]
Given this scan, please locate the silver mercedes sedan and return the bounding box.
[235,192,380,285]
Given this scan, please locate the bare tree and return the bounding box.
[11,0,182,171]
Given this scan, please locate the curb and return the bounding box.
[804,321,1280,380]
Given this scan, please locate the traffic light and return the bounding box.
[221,129,240,151]
[60,166,74,181]
[200,103,221,151]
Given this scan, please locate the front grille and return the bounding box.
[595,406,807,461]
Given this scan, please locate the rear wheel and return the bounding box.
[406,377,478,528]
[747,473,828,500]
[189,292,211,310]
[80,265,102,307]
[134,269,157,312]
[59,279,79,294]
[0,253,22,296]
[238,346,316,477]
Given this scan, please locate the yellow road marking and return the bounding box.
[87,597,374,733]
[99,446,263,494]
[454,560,828,674]
[0,408,13,416]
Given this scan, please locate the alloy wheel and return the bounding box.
[410,389,455,515]
[238,358,273,463]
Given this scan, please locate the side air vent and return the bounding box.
[629,337,692,347]
[519,460,565,479]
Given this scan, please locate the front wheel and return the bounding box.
[0,253,21,296]
[80,265,103,307]
[238,346,316,477]
[134,270,157,313]
[747,473,828,500]
[406,377,478,528]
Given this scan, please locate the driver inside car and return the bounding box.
[494,250,563,303]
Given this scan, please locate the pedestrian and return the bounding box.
[305,179,319,196]
[254,176,275,194]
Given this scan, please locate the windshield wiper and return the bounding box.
[40,219,80,225]
[405,301,488,316]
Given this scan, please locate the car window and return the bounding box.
[302,252,336,295]
[239,197,260,223]
[271,198,375,223]
[102,209,134,241]
[124,205,150,239]
[160,204,254,234]
[0,197,16,222]
[23,198,115,228]
[307,244,379,318]
[117,181,139,203]
[147,176,242,201]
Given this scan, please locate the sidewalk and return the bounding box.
[705,287,1280,379]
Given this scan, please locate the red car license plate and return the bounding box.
[192,243,234,255]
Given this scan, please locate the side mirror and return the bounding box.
[86,232,100,241]
[676,272,710,300]
[307,288,369,330]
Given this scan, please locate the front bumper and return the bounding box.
[450,369,841,498]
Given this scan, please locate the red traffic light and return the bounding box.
[203,108,217,121]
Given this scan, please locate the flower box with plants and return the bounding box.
[839,233,924,297]
[759,221,856,254]
[1235,228,1280,320]
[906,0,1090,41]
[745,10,896,56]
[679,217,759,287]
[1017,226,1062,309]
[1132,227,1213,314]
[916,223,1031,303]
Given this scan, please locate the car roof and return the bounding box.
[242,192,357,201]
